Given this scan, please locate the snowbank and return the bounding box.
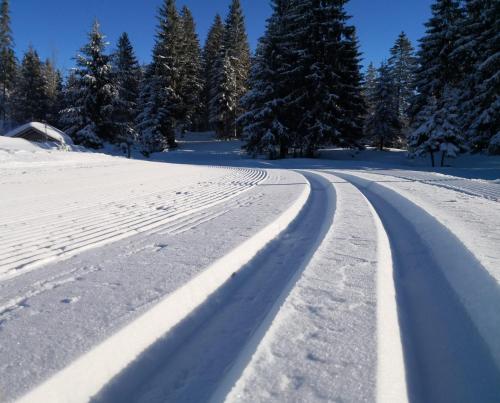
[4,122,74,146]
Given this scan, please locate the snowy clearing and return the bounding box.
[1,136,499,402]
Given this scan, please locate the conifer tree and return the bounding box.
[408,87,463,166]
[0,0,16,129]
[240,0,290,158]
[336,28,366,148]
[366,63,401,150]
[12,47,47,124]
[61,20,118,147]
[210,0,251,138]
[410,0,463,129]
[59,70,84,139]
[202,14,224,131]
[363,62,378,134]
[137,0,182,152]
[179,6,203,131]
[456,0,499,152]
[278,0,365,154]
[388,32,417,127]
[113,32,141,151]
[43,59,63,126]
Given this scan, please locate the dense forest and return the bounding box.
[0,0,498,164]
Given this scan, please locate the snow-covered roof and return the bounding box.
[5,122,74,145]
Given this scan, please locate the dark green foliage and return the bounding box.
[179,6,203,131]
[137,0,183,152]
[210,0,251,138]
[242,0,366,157]
[60,20,118,148]
[12,47,48,124]
[366,63,402,150]
[388,32,417,128]
[0,0,16,128]
[202,14,224,131]
[113,32,141,147]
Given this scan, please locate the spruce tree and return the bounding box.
[12,47,48,124]
[240,0,290,158]
[43,59,63,126]
[336,28,366,148]
[137,0,182,152]
[0,0,16,129]
[279,0,365,154]
[61,20,118,147]
[411,0,463,129]
[113,32,141,151]
[363,62,378,136]
[366,63,401,150]
[210,0,251,138]
[59,70,85,140]
[179,6,203,131]
[388,32,417,128]
[456,0,499,152]
[408,87,463,166]
[202,14,224,131]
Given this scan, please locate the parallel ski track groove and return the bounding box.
[0,168,267,279]
[361,169,500,201]
[0,167,261,227]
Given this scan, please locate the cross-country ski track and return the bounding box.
[1,147,500,402]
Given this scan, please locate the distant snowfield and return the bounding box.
[1,134,499,402]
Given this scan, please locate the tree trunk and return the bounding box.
[430,151,435,167]
[280,143,288,159]
[379,137,384,151]
[440,151,446,167]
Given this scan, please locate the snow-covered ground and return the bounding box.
[1,134,499,402]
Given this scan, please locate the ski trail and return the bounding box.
[335,171,500,403]
[16,172,311,403]
[222,171,407,403]
[0,168,267,280]
[356,169,500,202]
[88,172,331,403]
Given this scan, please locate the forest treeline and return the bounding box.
[0,0,498,163]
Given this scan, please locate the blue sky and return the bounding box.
[11,0,433,72]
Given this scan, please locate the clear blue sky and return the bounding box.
[11,0,434,72]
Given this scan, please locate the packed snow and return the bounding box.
[1,134,499,402]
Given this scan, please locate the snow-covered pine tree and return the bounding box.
[11,47,48,124]
[137,0,182,152]
[0,0,16,129]
[202,14,224,131]
[59,70,85,140]
[210,0,251,138]
[179,6,203,131]
[43,59,63,127]
[410,0,463,137]
[135,68,165,155]
[388,32,417,129]
[363,62,378,137]
[408,87,464,166]
[113,32,141,153]
[455,0,499,153]
[336,27,366,148]
[365,63,401,150]
[209,51,238,138]
[61,20,119,147]
[239,0,290,158]
[275,0,365,155]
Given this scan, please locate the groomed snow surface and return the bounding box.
[1,134,500,402]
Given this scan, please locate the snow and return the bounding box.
[0,135,43,152]
[223,172,407,403]
[4,122,75,146]
[1,136,499,402]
